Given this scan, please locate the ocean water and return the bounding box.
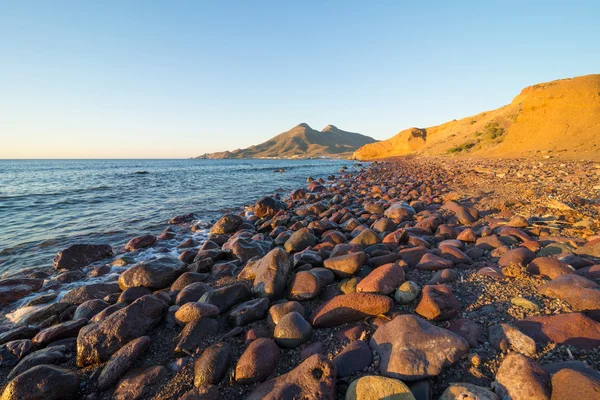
[0,159,351,276]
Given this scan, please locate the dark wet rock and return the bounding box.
[188,258,215,273]
[8,344,72,380]
[333,340,372,377]
[415,284,461,321]
[118,256,185,290]
[15,302,72,327]
[175,318,219,355]
[125,234,157,251]
[310,292,393,328]
[0,278,44,307]
[446,319,484,347]
[223,236,270,263]
[22,292,58,307]
[118,287,152,304]
[251,247,291,300]
[32,318,87,347]
[489,323,536,356]
[526,257,575,279]
[514,313,600,350]
[113,365,167,400]
[61,282,121,305]
[370,314,469,381]
[77,295,165,366]
[323,251,367,279]
[254,196,287,218]
[228,297,269,326]
[90,302,127,322]
[246,354,336,400]
[493,353,550,400]
[0,340,31,367]
[199,282,251,312]
[97,336,151,390]
[0,326,39,345]
[356,262,405,295]
[537,274,600,312]
[284,227,317,253]
[169,213,195,224]
[235,338,280,384]
[175,302,220,325]
[274,311,312,348]
[53,243,113,270]
[1,365,78,400]
[550,367,600,400]
[51,270,85,283]
[176,282,212,305]
[268,301,305,325]
[210,214,243,235]
[194,342,232,386]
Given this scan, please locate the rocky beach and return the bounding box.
[1,156,600,400]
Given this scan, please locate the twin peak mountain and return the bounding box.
[196,123,377,159]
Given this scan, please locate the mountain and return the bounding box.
[353,74,600,160]
[197,123,377,159]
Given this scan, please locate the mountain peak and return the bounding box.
[322,124,338,132]
[296,122,312,129]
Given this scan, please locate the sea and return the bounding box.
[0,159,353,277]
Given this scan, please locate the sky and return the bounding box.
[1,1,599,159]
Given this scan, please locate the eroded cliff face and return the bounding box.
[353,74,600,160]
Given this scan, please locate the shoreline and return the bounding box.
[0,157,599,399]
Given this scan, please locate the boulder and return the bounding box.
[53,244,113,270]
[268,301,305,325]
[346,375,415,400]
[113,365,167,400]
[118,257,185,290]
[194,342,232,386]
[514,313,600,350]
[246,354,336,400]
[537,274,600,312]
[228,298,269,326]
[526,257,575,279]
[251,247,291,300]
[370,314,469,381]
[209,214,242,235]
[493,353,550,400]
[77,295,165,366]
[199,283,251,312]
[356,262,405,295]
[7,344,72,380]
[97,336,151,390]
[124,234,157,251]
[415,284,461,321]
[235,338,280,384]
[489,323,536,356]
[384,202,416,222]
[32,318,87,347]
[254,196,287,218]
[550,368,600,400]
[440,383,498,400]
[175,318,219,355]
[0,278,44,307]
[284,228,317,253]
[333,340,372,377]
[274,311,312,348]
[323,252,367,279]
[61,283,121,305]
[310,293,393,328]
[1,365,78,400]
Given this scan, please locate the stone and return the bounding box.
[53,244,113,270]
[427,268,458,285]
[223,236,270,263]
[198,282,251,312]
[0,340,31,367]
[0,327,38,345]
[174,302,220,325]
[514,313,600,350]
[493,353,550,400]
[175,318,219,355]
[125,234,157,251]
[274,311,312,348]
[61,282,121,305]
[118,287,153,304]
[550,368,600,400]
[118,257,185,290]
[97,336,151,390]
[235,338,280,384]
[288,270,324,300]
[175,282,212,305]
[77,295,165,366]
[399,246,429,268]
[170,272,209,291]
[350,229,381,246]
[284,228,317,253]
[113,365,167,400]
[538,274,600,312]
[310,292,393,328]
[209,214,242,235]
[370,314,469,381]
[73,299,109,320]
[32,318,87,347]
[254,196,287,218]
[228,298,269,326]
[441,201,476,224]
[446,319,484,348]
[416,253,454,271]
[7,344,72,380]
[440,383,498,400]
[1,365,78,400]
[489,323,536,356]
[498,247,537,268]
[526,257,575,279]
[457,228,477,242]
[0,278,44,307]
[415,284,460,321]
[251,247,291,300]
[394,281,420,304]
[246,354,336,400]
[356,262,405,295]
[194,342,232,386]
[333,340,372,377]
[346,375,416,400]
[268,301,305,325]
[510,297,540,311]
[323,252,367,278]
[384,201,416,221]
[180,385,222,400]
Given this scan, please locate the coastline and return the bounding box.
[0,157,599,399]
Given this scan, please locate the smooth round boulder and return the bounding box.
[1,365,79,400]
[274,311,312,348]
[235,338,280,384]
[346,375,416,400]
[118,257,185,290]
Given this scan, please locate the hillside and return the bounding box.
[353,74,600,160]
[197,123,377,159]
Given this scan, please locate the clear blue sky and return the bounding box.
[1,1,598,158]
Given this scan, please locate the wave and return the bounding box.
[0,185,112,200]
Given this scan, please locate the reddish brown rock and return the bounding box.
[125,234,157,251]
[538,274,600,312]
[416,253,454,271]
[493,353,550,400]
[323,252,367,278]
[550,368,600,400]
[1,365,79,400]
[0,278,44,307]
[356,262,405,294]
[333,340,372,377]
[97,336,151,390]
[310,292,393,328]
[113,365,167,400]
[526,257,575,279]
[415,284,461,321]
[514,313,600,350]
[235,338,280,384]
[53,244,113,270]
[498,247,537,268]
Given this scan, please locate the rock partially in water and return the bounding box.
[53,243,113,270]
